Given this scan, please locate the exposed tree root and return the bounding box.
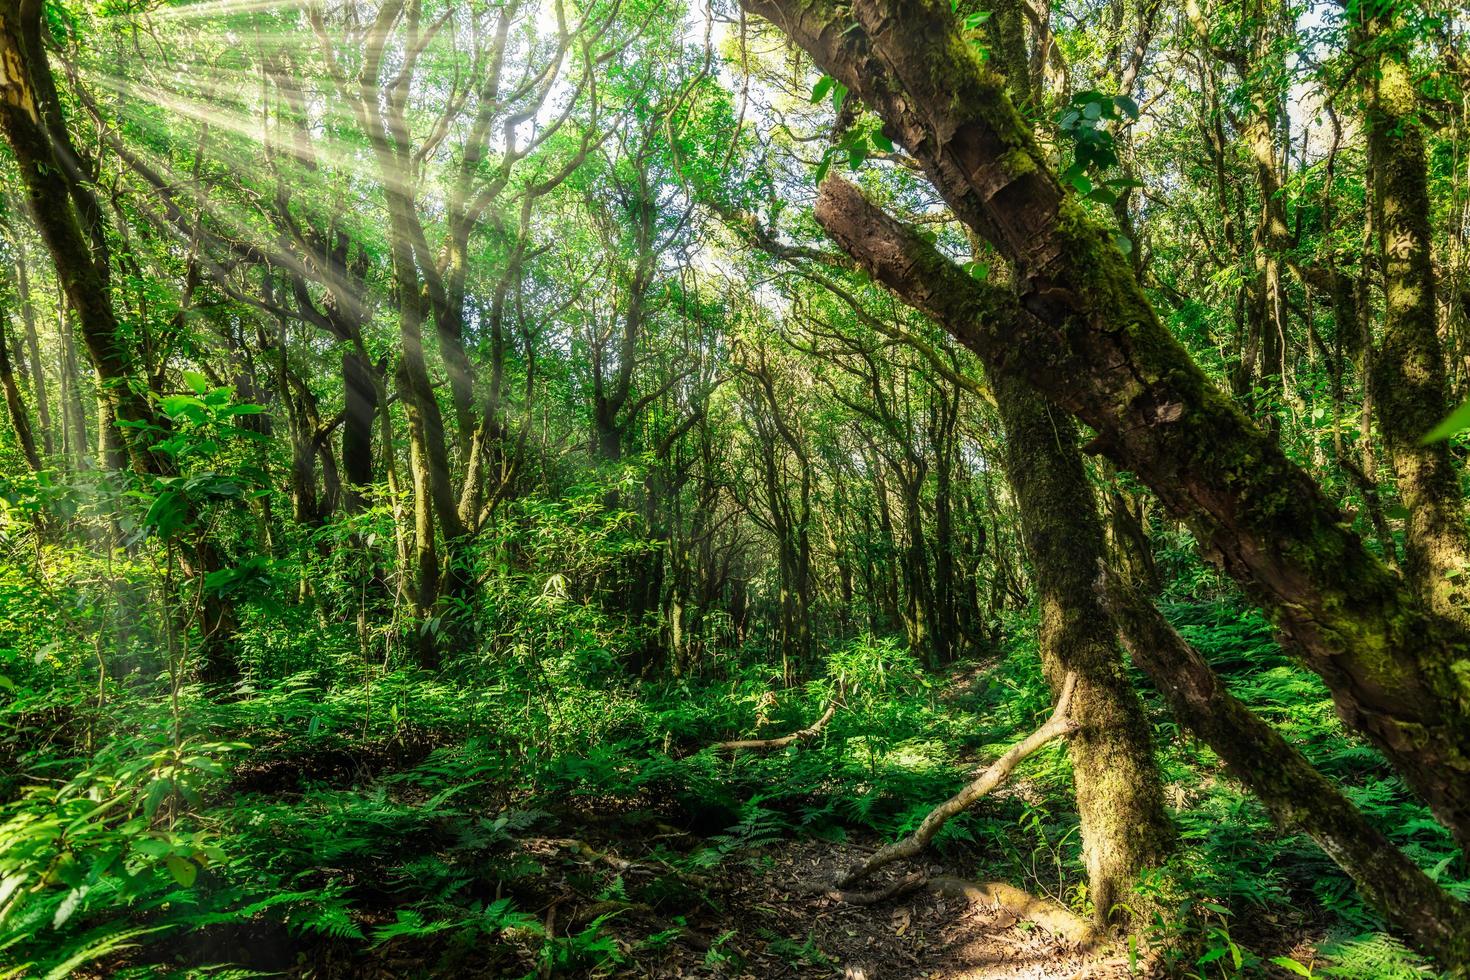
[796,871,930,905]
[533,837,641,873]
[926,876,1098,948]
[798,871,1098,947]
[711,696,839,752]
[833,673,1078,888]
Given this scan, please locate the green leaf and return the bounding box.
[143,778,172,819]
[144,491,188,540]
[964,261,989,281]
[810,75,833,103]
[1114,94,1140,120]
[1270,956,1313,977]
[1197,946,1229,965]
[41,926,168,980]
[1420,399,1470,444]
[831,81,848,116]
[182,370,209,395]
[52,886,87,928]
[160,394,207,418]
[1112,232,1133,256]
[165,855,198,888]
[814,150,833,184]
[871,129,894,153]
[1085,187,1119,206]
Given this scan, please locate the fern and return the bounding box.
[1318,931,1434,979]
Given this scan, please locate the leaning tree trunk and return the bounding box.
[1099,568,1470,970]
[744,0,1470,847]
[0,0,237,678]
[0,0,160,477]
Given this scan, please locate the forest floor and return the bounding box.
[570,833,1129,980]
[79,632,1369,980]
[289,805,1131,980]
[190,714,1136,979]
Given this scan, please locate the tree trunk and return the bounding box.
[0,0,237,675]
[342,345,378,512]
[0,0,160,475]
[991,370,1174,927]
[814,183,1175,923]
[0,314,41,471]
[13,251,51,457]
[58,312,89,470]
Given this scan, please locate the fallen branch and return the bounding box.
[834,673,1078,888]
[531,838,640,874]
[711,694,840,752]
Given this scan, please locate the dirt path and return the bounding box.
[571,834,1130,979]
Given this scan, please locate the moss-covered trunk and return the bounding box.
[1356,5,1470,628]
[0,0,238,678]
[0,0,158,476]
[749,0,1470,847]
[992,372,1174,927]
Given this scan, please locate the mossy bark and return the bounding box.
[1356,6,1470,629]
[992,373,1174,927]
[814,180,1173,928]
[0,314,40,472]
[1100,569,1470,972]
[752,0,1470,847]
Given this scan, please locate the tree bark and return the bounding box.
[0,313,41,471]
[0,0,237,676]
[13,250,51,457]
[990,372,1174,926]
[0,0,161,475]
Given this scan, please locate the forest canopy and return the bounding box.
[1,0,1469,976]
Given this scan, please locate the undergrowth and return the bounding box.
[2,544,1465,978]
